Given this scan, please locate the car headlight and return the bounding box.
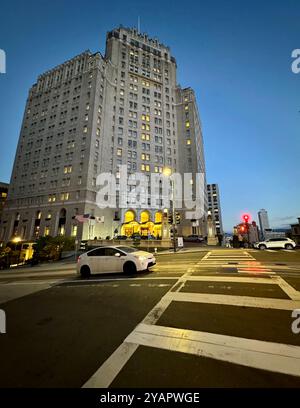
[137,256,147,262]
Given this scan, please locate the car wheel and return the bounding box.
[80,265,91,278]
[285,244,294,250]
[259,244,267,250]
[123,261,137,275]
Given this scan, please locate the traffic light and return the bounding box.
[168,214,173,224]
[175,212,181,225]
[242,214,250,223]
[80,240,88,251]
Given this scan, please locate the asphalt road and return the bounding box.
[0,248,300,387]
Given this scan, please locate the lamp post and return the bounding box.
[163,167,176,252]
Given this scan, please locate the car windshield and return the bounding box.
[116,246,137,253]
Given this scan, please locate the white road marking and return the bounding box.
[82,277,180,388]
[272,276,300,301]
[167,291,300,310]
[186,276,274,284]
[83,342,139,388]
[126,324,300,378]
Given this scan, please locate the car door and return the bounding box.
[104,247,125,273]
[87,247,107,273]
[267,238,279,248]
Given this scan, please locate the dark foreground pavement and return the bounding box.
[1,249,300,387]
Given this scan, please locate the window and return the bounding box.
[117,148,122,156]
[60,192,69,201]
[64,166,72,174]
[71,225,78,237]
[185,121,190,128]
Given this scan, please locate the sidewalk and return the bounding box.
[0,260,76,277]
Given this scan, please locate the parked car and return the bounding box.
[77,245,156,277]
[115,235,127,240]
[183,235,204,243]
[0,256,8,270]
[130,233,142,240]
[253,237,296,250]
[141,234,156,240]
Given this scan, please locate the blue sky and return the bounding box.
[0,0,299,232]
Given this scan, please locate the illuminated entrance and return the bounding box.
[153,211,162,238]
[140,211,154,237]
[120,210,163,238]
[121,210,140,236]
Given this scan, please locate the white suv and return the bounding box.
[253,238,296,250]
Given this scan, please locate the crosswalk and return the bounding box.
[83,249,300,387]
[198,250,276,274]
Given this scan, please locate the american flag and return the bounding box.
[75,214,104,223]
[74,214,91,223]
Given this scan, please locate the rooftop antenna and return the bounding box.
[137,16,140,33]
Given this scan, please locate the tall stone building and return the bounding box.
[0,26,207,242]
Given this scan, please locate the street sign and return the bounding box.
[177,237,184,248]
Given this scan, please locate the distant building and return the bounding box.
[264,229,286,240]
[290,218,300,245]
[207,184,223,236]
[0,182,9,223]
[258,209,270,239]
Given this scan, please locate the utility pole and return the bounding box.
[171,178,176,253]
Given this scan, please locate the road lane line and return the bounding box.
[272,276,300,301]
[186,276,274,284]
[126,324,300,378]
[82,342,139,388]
[167,291,300,310]
[82,263,198,387]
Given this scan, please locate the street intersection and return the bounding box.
[0,248,300,387]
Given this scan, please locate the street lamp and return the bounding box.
[163,167,176,252]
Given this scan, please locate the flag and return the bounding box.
[75,214,90,223]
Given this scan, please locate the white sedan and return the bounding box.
[77,245,156,277]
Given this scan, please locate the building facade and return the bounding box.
[0,182,9,225]
[0,26,207,243]
[258,209,270,239]
[207,183,223,236]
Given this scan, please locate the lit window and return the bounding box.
[186,139,191,145]
[44,226,50,236]
[117,148,122,156]
[71,225,78,237]
[185,121,190,128]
